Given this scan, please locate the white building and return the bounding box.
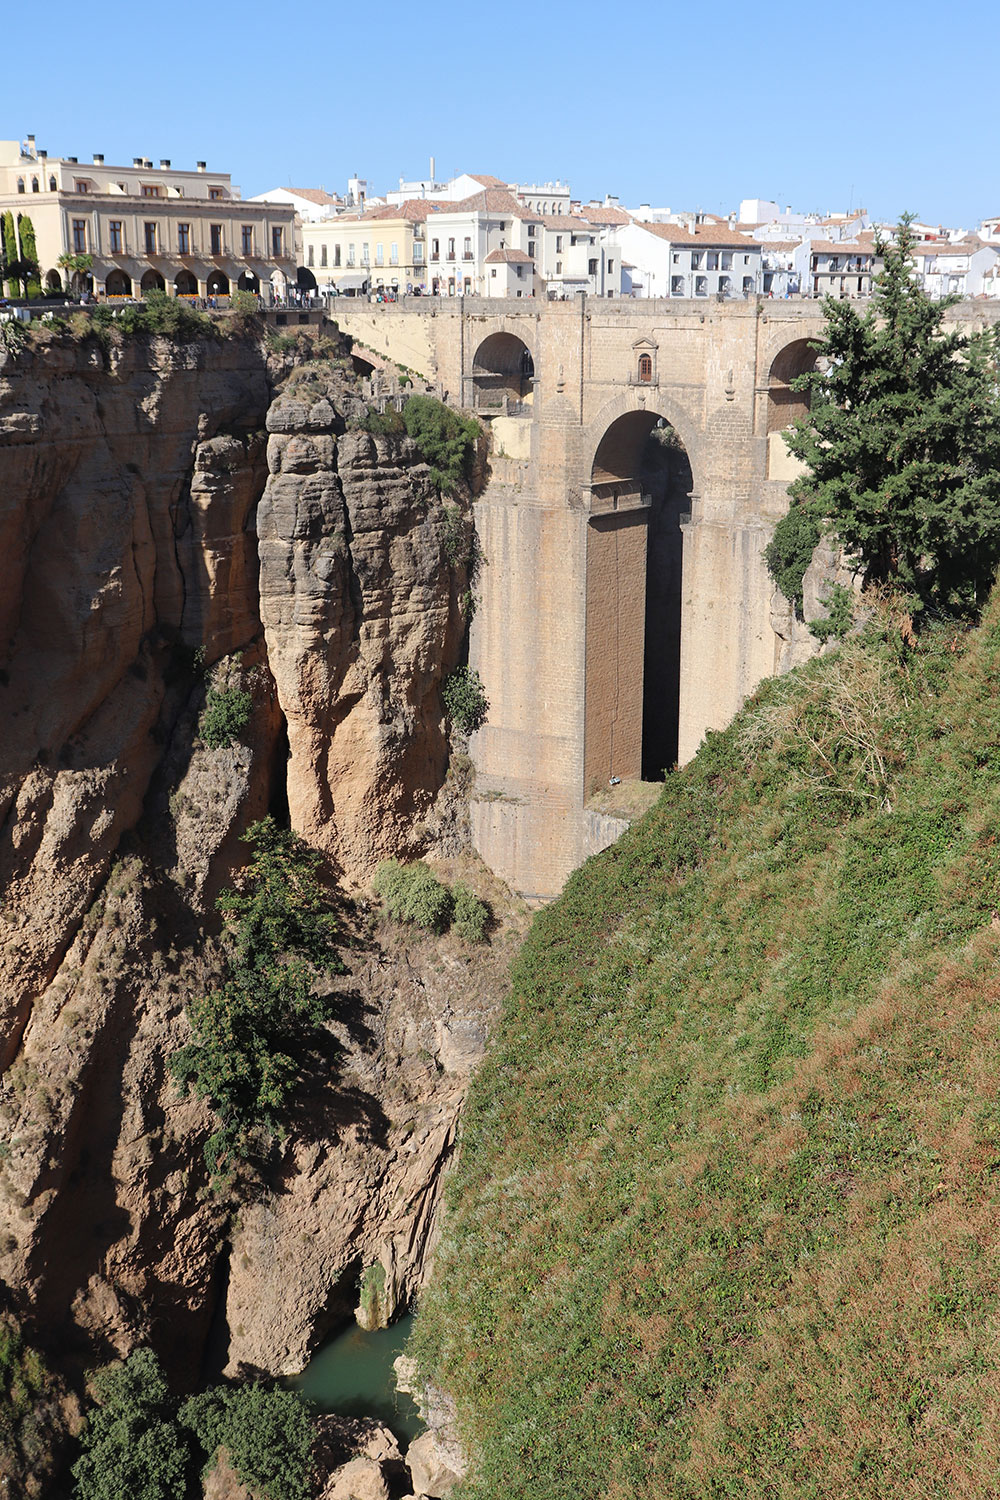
[426,189,540,297]
[249,186,343,222]
[614,220,762,299]
[911,239,999,299]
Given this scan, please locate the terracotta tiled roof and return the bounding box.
[283,187,340,205]
[364,199,443,221]
[759,240,807,252]
[911,243,979,257]
[809,240,872,254]
[640,222,762,248]
[535,213,592,230]
[485,247,533,264]
[578,205,631,225]
[443,189,540,220]
[468,174,509,187]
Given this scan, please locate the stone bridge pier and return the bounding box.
[330,295,999,899]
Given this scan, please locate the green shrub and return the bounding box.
[170,818,342,1175]
[451,883,491,944]
[402,394,479,493]
[442,666,489,736]
[372,860,454,933]
[359,405,406,436]
[72,1350,190,1500]
[199,684,252,749]
[228,288,260,316]
[90,290,214,344]
[180,1384,314,1500]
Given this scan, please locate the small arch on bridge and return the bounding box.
[765,336,818,477]
[472,331,535,413]
[585,409,693,792]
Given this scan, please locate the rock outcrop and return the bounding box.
[0,323,501,1436]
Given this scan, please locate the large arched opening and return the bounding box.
[585,409,693,791]
[472,331,534,413]
[765,338,817,478]
[44,269,61,292]
[238,270,260,293]
[296,266,317,293]
[175,270,198,297]
[207,270,230,297]
[105,269,132,298]
[140,269,165,295]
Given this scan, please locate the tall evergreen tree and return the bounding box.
[16,214,40,298]
[1,211,18,299]
[765,214,1000,620]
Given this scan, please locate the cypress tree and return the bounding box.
[17,214,40,298]
[2,211,18,299]
[766,213,1000,620]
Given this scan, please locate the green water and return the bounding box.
[291,1314,424,1445]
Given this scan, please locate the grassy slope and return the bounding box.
[413,600,1000,1500]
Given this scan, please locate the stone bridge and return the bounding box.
[333,296,1000,899]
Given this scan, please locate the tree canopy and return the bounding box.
[765,215,1000,621]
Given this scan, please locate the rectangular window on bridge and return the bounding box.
[109,220,123,253]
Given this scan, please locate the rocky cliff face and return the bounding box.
[0,326,496,1446]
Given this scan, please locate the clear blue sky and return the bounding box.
[6,0,996,228]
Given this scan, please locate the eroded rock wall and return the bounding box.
[0,329,492,1416]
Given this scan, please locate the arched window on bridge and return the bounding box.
[472,332,535,414]
[765,338,818,479]
[637,353,653,383]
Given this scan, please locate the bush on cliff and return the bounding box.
[170,817,343,1176]
[89,290,214,344]
[402,395,479,493]
[199,683,252,749]
[373,860,454,933]
[442,665,489,736]
[180,1383,314,1500]
[412,592,1000,1500]
[72,1349,190,1500]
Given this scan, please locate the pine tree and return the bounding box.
[765,214,1000,620]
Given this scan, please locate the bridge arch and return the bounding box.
[471,330,535,412]
[763,335,819,478]
[583,396,695,791]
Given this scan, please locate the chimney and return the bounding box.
[144,158,153,169]
[26,134,36,155]
[197,161,206,173]
[160,159,170,169]
[68,156,78,164]
[430,155,435,180]
[687,217,696,234]
[38,150,46,161]
[93,153,104,165]
[133,157,143,167]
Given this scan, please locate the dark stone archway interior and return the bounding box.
[590,412,693,778]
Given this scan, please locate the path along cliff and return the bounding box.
[0,317,511,1448]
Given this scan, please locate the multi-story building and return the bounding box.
[0,136,297,300]
[425,190,541,297]
[616,220,763,298]
[534,214,624,297]
[300,200,439,295]
[911,239,999,299]
[808,241,878,298]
